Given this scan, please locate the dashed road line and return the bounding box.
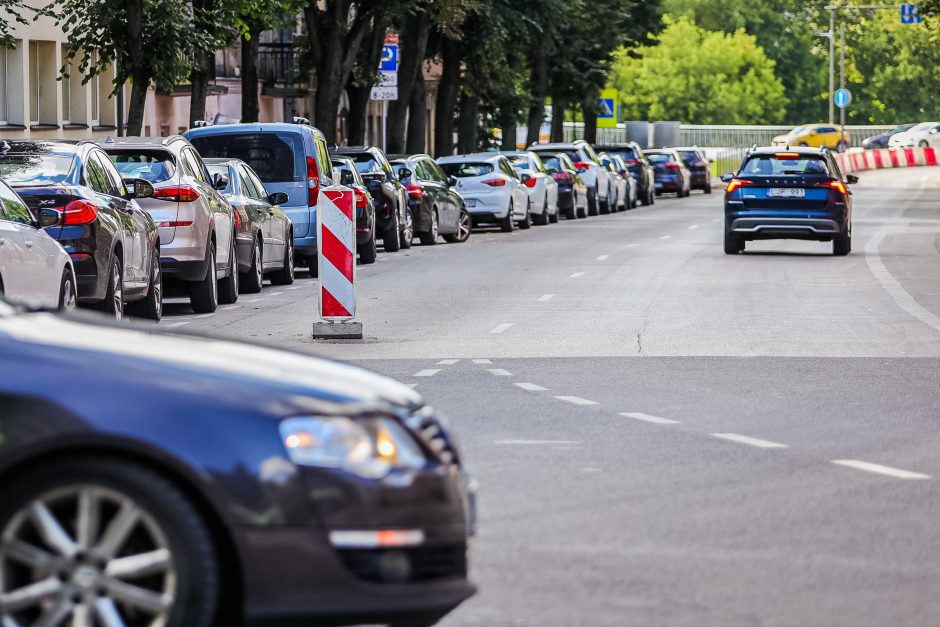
[268,291,284,297]
[166,321,190,328]
[496,440,582,446]
[710,433,788,449]
[489,323,514,334]
[514,382,547,391]
[488,368,513,376]
[244,298,263,303]
[220,305,240,311]
[832,459,931,480]
[660,235,672,240]
[569,272,585,278]
[555,396,599,406]
[286,286,303,290]
[688,224,699,230]
[437,359,460,365]
[619,412,679,425]
[596,254,609,261]
[413,369,442,377]
[625,244,638,248]
[472,359,492,364]
[537,293,556,302]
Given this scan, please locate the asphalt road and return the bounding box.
[163,167,940,627]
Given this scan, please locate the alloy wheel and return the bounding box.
[63,276,77,311]
[112,263,123,321]
[457,210,471,241]
[254,242,263,287]
[152,260,162,319]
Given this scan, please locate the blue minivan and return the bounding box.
[185,122,334,269]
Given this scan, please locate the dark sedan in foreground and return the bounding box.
[0,303,475,627]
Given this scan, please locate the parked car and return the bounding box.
[0,300,476,627]
[720,147,856,256]
[185,122,335,273]
[675,147,712,193]
[0,177,76,310]
[203,158,294,292]
[332,145,412,251]
[331,156,377,264]
[539,152,588,219]
[593,142,656,206]
[862,123,917,149]
[502,151,559,225]
[389,154,471,244]
[436,153,528,233]
[888,121,940,148]
[645,149,692,197]
[610,154,638,209]
[771,124,850,152]
[0,140,162,320]
[103,136,238,312]
[598,151,634,211]
[531,140,611,215]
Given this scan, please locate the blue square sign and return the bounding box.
[380,44,399,72]
[900,3,922,24]
[597,98,615,119]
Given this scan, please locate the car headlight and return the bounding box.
[279,416,426,479]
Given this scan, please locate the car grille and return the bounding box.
[338,544,468,583]
[404,407,462,471]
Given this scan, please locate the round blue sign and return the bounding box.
[834,88,852,109]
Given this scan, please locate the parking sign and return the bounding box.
[380,44,399,72]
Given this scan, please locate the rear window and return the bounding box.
[742,154,830,176]
[647,153,671,164]
[535,150,578,164]
[678,151,702,164]
[189,132,303,183]
[0,153,74,184]
[541,156,562,172]
[509,156,529,170]
[439,162,494,177]
[338,152,383,175]
[108,150,177,183]
[609,148,639,161]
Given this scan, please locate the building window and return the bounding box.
[28,41,38,123]
[27,40,56,126]
[0,48,7,124]
[60,45,70,123]
[90,53,99,126]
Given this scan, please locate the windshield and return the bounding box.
[742,154,830,175]
[439,162,494,177]
[340,152,385,175]
[789,125,810,136]
[189,132,303,183]
[0,153,75,185]
[647,153,671,164]
[108,151,177,183]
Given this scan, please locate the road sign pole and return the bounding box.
[382,100,387,152]
[839,24,846,136]
[828,10,835,125]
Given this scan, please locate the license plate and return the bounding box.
[465,198,478,208]
[768,188,805,198]
[655,182,663,188]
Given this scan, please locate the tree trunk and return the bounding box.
[582,95,598,144]
[433,38,460,157]
[406,70,426,153]
[551,97,565,142]
[457,87,478,153]
[124,0,147,136]
[189,51,213,128]
[502,122,516,151]
[525,49,547,147]
[126,70,149,136]
[241,22,261,123]
[346,85,371,145]
[386,10,430,154]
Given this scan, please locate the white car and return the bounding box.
[888,121,940,148]
[503,151,559,225]
[437,153,530,232]
[598,152,632,211]
[610,154,638,209]
[0,178,76,310]
[530,140,612,216]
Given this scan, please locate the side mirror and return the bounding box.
[267,191,289,205]
[846,174,859,185]
[719,172,735,183]
[520,173,532,184]
[447,175,458,187]
[339,169,356,187]
[398,167,412,180]
[125,178,155,199]
[211,173,228,191]
[365,178,382,193]
[38,207,61,228]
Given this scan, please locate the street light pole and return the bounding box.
[829,10,835,125]
[839,23,846,133]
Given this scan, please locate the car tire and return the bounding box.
[640,184,651,206]
[127,246,162,321]
[518,202,531,229]
[190,246,218,314]
[919,140,929,148]
[419,209,439,245]
[384,207,401,252]
[241,238,263,293]
[724,231,744,255]
[548,203,559,223]
[599,190,611,214]
[217,240,239,305]
[270,233,295,285]
[533,200,550,225]
[565,197,577,220]
[57,267,77,311]
[705,182,712,194]
[587,190,599,216]
[444,208,472,243]
[358,225,378,264]
[0,457,220,627]
[500,202,516,232]
[833,228,851,256]
[399,207,414,250]
[95,254,124,320]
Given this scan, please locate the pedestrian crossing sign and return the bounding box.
[597,89,618,129]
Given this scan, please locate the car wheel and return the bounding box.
[384,207,401,252]
[190,246,218,314]
[705,182,712,194]
[724,231,744,255]
[500,202,516,232]
[127,246,162,321]
[565,195,577,220]
[444,208,472,243]
[270,233,295,285]
[919,140,929,148]
[833,228,851,256]
[548,202,559,223]
[419,209,439,245]
[95,254,124,320]
[0,457,220,627]
[399,207,414,249]
[58,267,77,311]
[649,186,656,205]
[518,201,531,229]
[241,238,263,293]
[599,190,611,214]
[587,190,599,216]
[358,224,378,264]
[218,240,239,305]
[533,200,550,225]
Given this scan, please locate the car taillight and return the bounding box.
[232,209,242,230]
[574,161,591,171]
[665,162,681,171]
[355,189,369,209]
[153,186,200,202]
[406,184,425,198]
[552,172,571,182]
[625,159,639,165]
[306,156,320,206]
[482,178,506,187]
[820,179,847,195]
[725,178,751,193]
[158,221,194,227]
[523,177,537,188]
[61,200,99,225]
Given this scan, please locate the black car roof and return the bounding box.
[748,146,827,156]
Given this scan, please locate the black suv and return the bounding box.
[593,142,656,206]
[332,146,412,251]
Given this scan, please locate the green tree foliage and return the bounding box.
[0,0,28,48]
[610,17,787,125]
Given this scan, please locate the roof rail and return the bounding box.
[292,116,310,125]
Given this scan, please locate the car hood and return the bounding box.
[0,311,423,412]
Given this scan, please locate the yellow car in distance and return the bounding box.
[771,124,850,152]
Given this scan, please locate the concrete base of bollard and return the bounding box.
[312,321,363,340]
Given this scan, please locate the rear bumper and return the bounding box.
[464,196,508,219]
[727,215,846,240]
[293,234,317,259]
[161,256,209,282]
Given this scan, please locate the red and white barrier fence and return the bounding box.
[312,185,363,339]
[835,146,940,174]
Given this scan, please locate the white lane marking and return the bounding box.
[286,286,303,290]
[537,293,556,302]
[472,359,492,364]
[165,321,190,328]
[496,440,582,446]
[244,298,263,303]
[515,382,547,391]
[489,323,513,334]
[596,254,609,261]
[488,368,512,376]
[268,291,284,297]
[625,244,638,248]
[688,224,699,230]
[660,235,672,240]
[710,433,788,449]
[437,359,460,365]
[555,396,599,406]
[580,467,602,473]
[413,369,441,377]
[569,272,585,278]
[220,305,240,311]
[619,412,680,425]
[832,459,931,480]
